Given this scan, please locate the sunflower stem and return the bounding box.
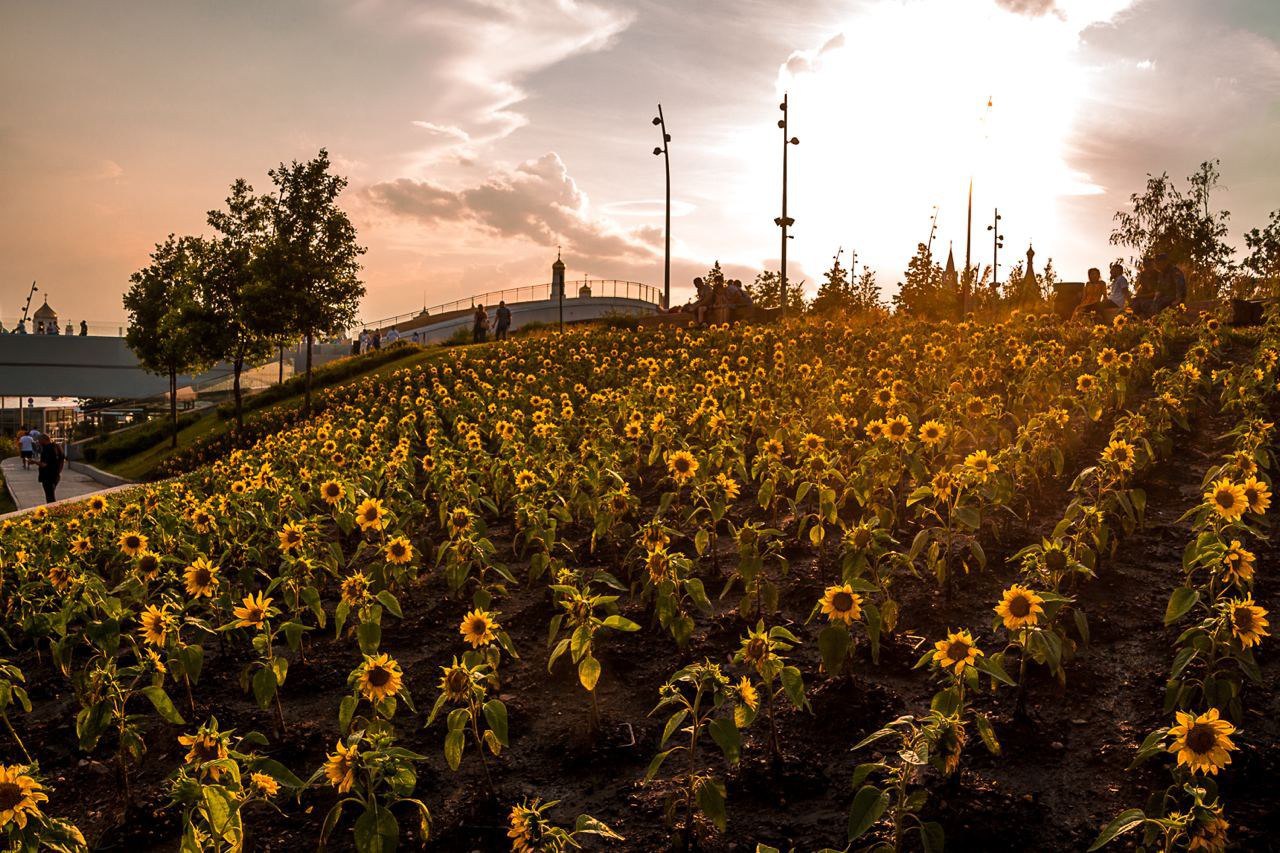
[2,712,32,764]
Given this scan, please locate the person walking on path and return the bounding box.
[79,320,88,336]
[494,301,511,341]
[473,304,489,344]
[36,434,64,503]
[18,429,34,469]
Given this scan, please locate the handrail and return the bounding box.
[359,279,659,331]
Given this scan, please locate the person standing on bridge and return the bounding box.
[494,301,511,341]
[36,433,64,503]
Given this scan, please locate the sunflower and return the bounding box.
[737,676,759,711]
[932,630,983,674]
[184,557,219,598]
[666,450,699,484]
[384,536,414,565]
[885,414,912,443]
[459,609,498,648]
[1168,708,1237,775]
[738,627,774,671]
[0,765,48,830]
[277,522,305,553]
[439,661,474,702]
[1102,439,1136,472]
[319,480,344,505]
[931,471,955,502]
[340,571,370,605]
[135,551,160,581]
[70,535,92,555]
[1076,374,1097,393]
[918,420,947,447]
[514,470,537,491]
[48,565,73,592]
[819,585,863,625]
[715,473,741,500]
[995,585,1044,631]
[323,739,359,792]
[1241,476,1271,515]
[118,531,148,557]
[178,731,229,780]
[354,497,386,532]
[447,508,472,537]
[249,772,279,798]
[1204,479,1246,522]
[1219,540,1255,586]
[358,653,404,702]
[964,450,998,482]
[762,437,784,457]
[507,801,541,853]
[85,494,107,516]
[1227,598,1269,648]
[864,419,886,442]
[232,591,274,629]
[801,433,825,453]
[139,604,173,647]
[1187,812,1229,853]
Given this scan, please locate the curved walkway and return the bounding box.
[2,456,106,511]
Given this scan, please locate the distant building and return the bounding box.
[551,250,566,300]
[33,298,58,335]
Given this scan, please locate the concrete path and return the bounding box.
[2,455,105,510]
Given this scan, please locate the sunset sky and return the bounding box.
[2,0,1279,327]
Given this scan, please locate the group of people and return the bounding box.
[1,320,89,335]
[672,277,754,324]
[472,300,512,343]
[15,426,65,503]
[1072,253,1188,320]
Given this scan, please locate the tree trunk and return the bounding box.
[304,330,313,417]
[169,368,178,448]
[233,351,245,429]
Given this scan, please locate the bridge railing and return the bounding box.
[359,279,660,332]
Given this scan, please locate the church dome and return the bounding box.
[33,298,57,320]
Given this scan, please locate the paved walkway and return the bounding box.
[2,455,105,510]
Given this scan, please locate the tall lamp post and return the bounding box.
[926,206,940,259]
[986,208,1004,292]
[773,94,799,316]
[963,177,973,316]
[20,281,38,327]
[651,106,672,310]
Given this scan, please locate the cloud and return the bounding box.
[365,152,658,263]
[994,0,1064,18]
[350,0,636,167]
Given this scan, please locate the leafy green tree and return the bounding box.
[850,267,883,314]
[746,270,805,313]
[892,244,950,317]
[259,149,366,416]
[197,179,280,428]
[1110,159,1234,300]
[810,259,851,316]
[1242,210,1280,297]
[123,235,209,447]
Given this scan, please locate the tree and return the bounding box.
[810,259,852,315]
[259,149,366,416]
[1242,210,1280,297]
[746,270,805,313]
[892,244,950,317]
[123,236,209,447]
[849,267,883,314]
[1110,160,1234,300]
[197,179,279,428]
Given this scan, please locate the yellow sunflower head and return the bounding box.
[384,536,414,565]
[932,630,983,675]
[232,591,274,629]
[666,450,699,484]
[820,585,863,625]
[439,661,475,702]
[357,653,403,703]
[0,764,48,830]
[1205,479,1246,522]
[184,557,219,598]
[995,584,1044,631]
[118,531,148,557]
[918,420,946,447]
[459,609,498,648]
[1168,708,1236,774]
[323,739,359,792]
[1241,477,1270,516]
[1227,598,1269,648]
[354,497,386,532]
[319,480,344,505]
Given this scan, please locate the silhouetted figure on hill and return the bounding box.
[495,301,511,340]
[473,304,489,343]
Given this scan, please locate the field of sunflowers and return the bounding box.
[2,307,1277,852]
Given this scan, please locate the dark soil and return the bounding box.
[15,359,1280,852]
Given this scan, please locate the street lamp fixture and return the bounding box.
[986,208,1004,289]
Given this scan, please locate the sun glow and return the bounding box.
[726,0,1126,294]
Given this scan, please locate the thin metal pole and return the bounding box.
[781,95,789,316]
[963,177,973,315]
[653,105,672,310]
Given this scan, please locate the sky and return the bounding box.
[2,0,1279,327]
